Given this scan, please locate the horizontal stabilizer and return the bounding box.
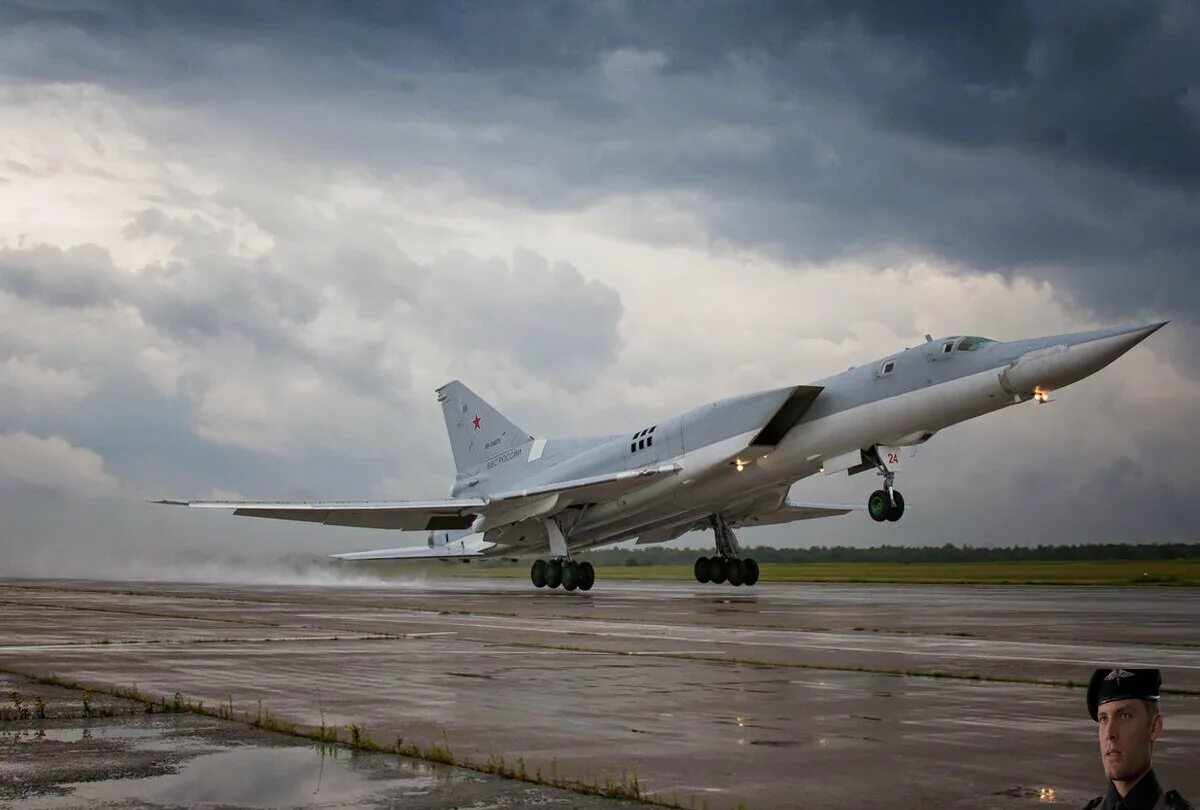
[332,534,494,561]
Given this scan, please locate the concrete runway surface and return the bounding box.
[1,577,1197,809]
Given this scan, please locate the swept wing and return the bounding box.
[157,463,680,532]
[730,498,863,527]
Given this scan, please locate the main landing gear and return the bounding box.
[531,558,595,592]
[867,448,905,523]
[694,514,760,587]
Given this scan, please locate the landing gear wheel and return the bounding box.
[694,557,711,584]
[531,559,547,588]
[578,561,595,591]
[885,490,905,522]
[709,557,728,585]
[727,559,746,587]
[545,559,563,589]
[868,490,889,523]
[562,561,579,591]
[743,558,760,587]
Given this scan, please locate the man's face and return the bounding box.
[1097,699,1163,783]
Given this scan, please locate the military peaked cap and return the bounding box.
[1088,668,1161,721]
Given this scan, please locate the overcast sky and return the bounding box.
[1,1,1197,579]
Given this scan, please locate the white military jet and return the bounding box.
[162,323,1165,591]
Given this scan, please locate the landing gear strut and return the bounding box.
[531,558,594,592]
[530,517,594,592]
[867,447,905,523]
[694,514,759,587]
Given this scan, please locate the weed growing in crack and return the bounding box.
[346,724,382,751]
[8,691,29,720]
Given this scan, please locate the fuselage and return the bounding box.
[460,323,1164,552]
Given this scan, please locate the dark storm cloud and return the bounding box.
[0,244,122,309]
[1,1,1197,563]
[0,230,626,453]
[4,0,1194,334]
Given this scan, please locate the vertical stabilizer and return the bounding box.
[436,380,533,476]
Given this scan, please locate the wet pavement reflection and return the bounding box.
[1,577,1197,809]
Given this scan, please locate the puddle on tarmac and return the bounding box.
[993,785,1064,803]
[13,741,440,809]
[1,725,166,744]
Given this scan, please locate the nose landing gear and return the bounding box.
[694,514,760,587]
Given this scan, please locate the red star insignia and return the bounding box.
[472,414,482,430]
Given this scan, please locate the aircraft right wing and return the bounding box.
[634,496,862,545]
[730,498,863,528]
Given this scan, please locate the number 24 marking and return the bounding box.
[887,452,899,465]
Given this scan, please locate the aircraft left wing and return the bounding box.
[156,463,681,532]
[155,497,488,531]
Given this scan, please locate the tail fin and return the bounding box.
[436,380,533,475]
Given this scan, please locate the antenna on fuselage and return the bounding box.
[924,334,933,342]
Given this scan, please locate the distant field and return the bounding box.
[430,559,1200,586]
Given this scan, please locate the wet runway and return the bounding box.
[1,577,1198,809]
[0,673,637,809]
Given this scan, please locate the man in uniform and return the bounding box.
[1083,668,1191,810]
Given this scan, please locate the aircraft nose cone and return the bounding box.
[1063,321,1169,379]
[1003,321,1166,396]
[1084,321,1169,356]
[1135,320,1169,341]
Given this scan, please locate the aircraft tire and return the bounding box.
[579,561,595,591]
[694,557,711,584]
[709,557,728,584]
[531,559,547,588]
[743,558,760,587]
[727,559,746,586]
[868,490,889,522]
[562,562,579,591]
[545,559,563,589]
[885,491,905,522]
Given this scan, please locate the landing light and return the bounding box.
[734,460,746,472]
[1039,787,1056,803]
[1033,387,1052,404]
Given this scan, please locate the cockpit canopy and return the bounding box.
[941,335,995,352]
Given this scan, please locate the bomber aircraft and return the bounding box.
[162,323,1165,591]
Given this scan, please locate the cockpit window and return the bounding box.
[955,336,994,352]
[942,341,955,354]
